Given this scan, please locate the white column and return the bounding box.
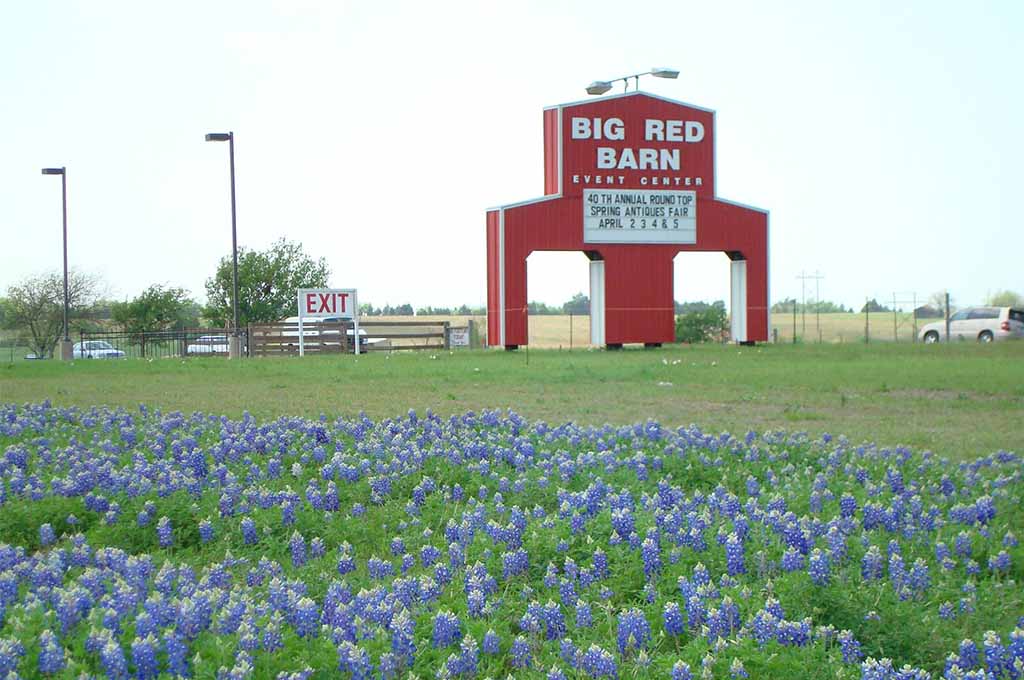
[589,260,605,346]
[730,259,747,343]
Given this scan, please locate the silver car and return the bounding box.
[919,307,1024,343]
[73,340,126,358]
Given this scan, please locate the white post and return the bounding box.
[297,290,305,357]
[589,260,605,346]
[730,259,748,343]
[352,290,360,355]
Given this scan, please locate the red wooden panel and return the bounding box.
[543,107,560,196]
[485,210,502,344]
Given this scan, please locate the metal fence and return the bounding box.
[78,329,245,359]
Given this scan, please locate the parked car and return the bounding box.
[186,334,230,354]
[73,340,126,359]
[919,307,1024,343]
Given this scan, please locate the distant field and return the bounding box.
[3,342,1022,461]
[386,312,934,347]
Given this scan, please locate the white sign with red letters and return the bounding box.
[296,288,360,356]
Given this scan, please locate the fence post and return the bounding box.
[944,292,951,343]
[864,298,870,343]
[443,321,451,350]
[468,319,476,349]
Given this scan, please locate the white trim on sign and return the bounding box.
[498,209,506,347]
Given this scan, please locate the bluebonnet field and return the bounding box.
[0,401,1021,679]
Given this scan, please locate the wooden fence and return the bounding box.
[248,322,349,357]
[247,320,474,356]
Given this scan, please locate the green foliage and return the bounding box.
[771,298,851,313]
[562,292,590,315]
[3,270,101,358]
[860,298,890,313]
[675,300,727,342]
[204,237,330,326]
[986,289,1023,307]
[111,284,200,333]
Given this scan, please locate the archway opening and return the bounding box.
[672,251,734,342]
[525,251,592,348]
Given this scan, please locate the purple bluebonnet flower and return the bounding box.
[37,630,64,674]
[664,601,685,636]
[808,548,831,586]
[725,532,746,575]
[290,531,307,568]
[672,660,693,680]
[580,644,618,678]
[156,516,172,548]
[510,635,532,669]
[39,523,56,547]
[730,658,749,679]
[642,537,662,579]
[547,667,568,680]
[432,611,462,648]
[782,547,805,572]
[482,629,500,654]
[131,634,159,680]
[616,608,650,655]
[576,600,593,628]
[292,597,319,638]
[938,602,955,620]
[861,545,883,580]
[198,519,214,544]
[100,638,129,680]
[241,517,258,544]
[560,638,578,667]
[838,629,863,663]
[989,550,1011,574]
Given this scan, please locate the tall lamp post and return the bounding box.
[585,67,679,95]
[204,131,242,359]
[41,167,72,360]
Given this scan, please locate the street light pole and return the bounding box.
[41,166,71,360]
[585,67,679,96]
[205,131,242,358]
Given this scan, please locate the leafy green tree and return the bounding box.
[562,293,590,315]
[675,300,727,343]
[986,290,1023,307]
[204,238,330,326]
[111,285,199,334]
[860,299,890,313]
[3,270,102,358]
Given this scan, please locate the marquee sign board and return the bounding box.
[486,91,769,348]
[583,188,696,243]
[296,288,360,356]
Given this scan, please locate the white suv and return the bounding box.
[919,307,1024,343]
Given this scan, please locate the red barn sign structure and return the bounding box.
[486,91,769,348]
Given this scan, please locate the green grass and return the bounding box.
[2,342,1022,461]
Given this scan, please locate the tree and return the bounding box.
[204,238,330,326]
[986,290,1023,307]
[928,291,953,318]
[860,299,890,313]
[562,293,590,315]
[111,285,199,334]
[675,300,727,343]
[4,270,101,358]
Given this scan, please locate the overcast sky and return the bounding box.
[2,0,1021,313]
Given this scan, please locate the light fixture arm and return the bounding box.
[585,68,679,96]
